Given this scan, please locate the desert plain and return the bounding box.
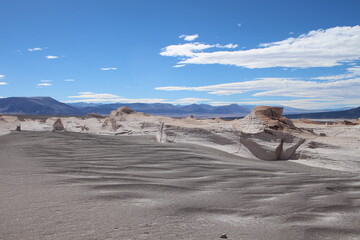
[1,106,360,240]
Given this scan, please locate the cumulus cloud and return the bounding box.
[45,55,59,59]
[28,47,43,51]
[179,34,199,41]
[161,26,360,69]
[100,67,117,71]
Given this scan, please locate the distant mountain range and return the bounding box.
[286,107,360,119]
[0,97,79,116]
[0,97,358,118]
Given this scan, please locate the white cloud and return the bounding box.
[40,80,52,82]
[160,42,238,58]
[167,98,211,104]
[0,75,5,79]
[67,92,167,103]
[162,26,360,69]
[0,82,7,85]
[64,79,75,82]
[28,47,43,51]
[45,55,59,59]
[179,34,199,41]
[313,66,360,80]
[237,23,242,27]
[209,98,360,110]
[37,83,52,86]
[156,73,360,109]
[68,92,120,99]
[100,67,117,71]
[173,64,185,68]
[156,77,360,98]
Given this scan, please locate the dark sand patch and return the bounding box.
[1,132,360,239]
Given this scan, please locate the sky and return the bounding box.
[1,0,360,109]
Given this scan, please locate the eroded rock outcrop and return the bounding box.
[235,106,305,160]
[53,119,65,132]
[87,113,105,119]
[236,106,296,133]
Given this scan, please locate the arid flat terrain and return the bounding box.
[1,131,360,240]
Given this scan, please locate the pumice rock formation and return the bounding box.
[101,106,305,161]
[234,106,305,160]
[235,106,296,133]
[53,119,65,132]
[1,105,360,172]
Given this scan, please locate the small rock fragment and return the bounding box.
[220,233,228,239]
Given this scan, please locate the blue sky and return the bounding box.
[1,0,360,109]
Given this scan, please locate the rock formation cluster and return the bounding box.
[1,106,360,171]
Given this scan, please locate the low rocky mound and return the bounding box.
[236,106,296,134]
[233,106,306,160]
[87,113,105,119]
[53,119,65,132]
[110,107,135,117]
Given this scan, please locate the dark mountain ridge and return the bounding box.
[1,97,357,118]
[286,107,360,119]
[0,97,80,115]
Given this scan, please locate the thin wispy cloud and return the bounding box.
[237,23,242,27]
[66,93,208,104]
[66,92,166,103]
[69,92,120,99]
[179,34,199,41]
[162,26,360,69]
[209,98,360,110]
[0,75,7,85]
[37,83,52,86]
[100,67,117,71]
[28,47,43,52]
[167,98,211,104]
[156,66,360,109]
[172,64,185,68]
[161,42,238,58]
[156,77,360,98]
[64,79,75,82]
[45,55,60,59]
[40,80,52,83]
[313,66,360,80]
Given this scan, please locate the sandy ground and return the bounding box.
[291,121,360,172]
[1,131,360,240]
